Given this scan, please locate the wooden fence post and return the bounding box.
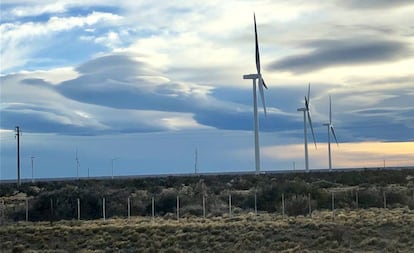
[25,198,29,222]
[152,197,155,221]
[127,197,131,220]
[103,197,106,221]
[50,199,53,221]
[77,198,80,221]
[355,190,359,209]
[308,193,312,217]
[254,190,258,216]
[282,193,285,218]
[202,194,206,218]
[331,192,335,220]
[228,194,232,217]
[1,199,4,225]
[176,195,180,221]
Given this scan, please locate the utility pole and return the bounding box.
[15,126,21,188]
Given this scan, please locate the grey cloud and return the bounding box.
[0,102,170,135]
[15,53,302,134]
[5,53,414,143]
[269,39,409,73]
[339,0,414,9]
[322,80,414,142]
[0,108,96,136]
[76,54,147,76]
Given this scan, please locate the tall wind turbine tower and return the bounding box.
[297,84,317,172]
[323,96,338,171]
[243,13,268,174]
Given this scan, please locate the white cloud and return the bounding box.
[18,67,79,85]
[94,31,121,49]
[161,115,213,131]
[1,11,122,72]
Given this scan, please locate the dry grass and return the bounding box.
[1,208,413,252]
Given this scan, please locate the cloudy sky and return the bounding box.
[1,0,413,180]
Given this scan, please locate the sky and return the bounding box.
[1,0,413,180]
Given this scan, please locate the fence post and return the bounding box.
[1,199,4,225]
[308,193,311,217]
[282,193,285,219]
[103,197,106,221]
[50,199,53,221]
[26,198,29,222]
[176,195,180,221]
[77,198,80,221]
[383,191,387,209]
[228,193,232,217]
[152,197,155,221]
[331,192,335,220]
[355,190,359,209]
[254,190,258,216]
[127,197,131,220]
[202,194,206,218]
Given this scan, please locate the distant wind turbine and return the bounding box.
[297,84,317,172]
[243,13,268,174]
[75,149,80,180]
[323,96,339,171]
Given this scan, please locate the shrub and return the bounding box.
[285,195,309,216]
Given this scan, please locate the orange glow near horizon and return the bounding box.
[263,141,414,169]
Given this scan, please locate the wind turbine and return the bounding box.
[243,13,268,174]
[297,84,317,172]
[75,149,80,180]
[323,96,338,171]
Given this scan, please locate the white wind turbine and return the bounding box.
[323,96,338,171]
[243,13,268,174]
[297,84,317,172]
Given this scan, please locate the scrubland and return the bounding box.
[1,208,413,252]
[1,169,414,251]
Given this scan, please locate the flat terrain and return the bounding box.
[1,208,413,252]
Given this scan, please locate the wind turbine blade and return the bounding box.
[329,95,332,124]
[331,125,339,146]
[307,110,317,149]
[262,78,268,89]
[258,78,267,116]
[254,13,261,75]
[307,83,311,105]
[305,96,309,111]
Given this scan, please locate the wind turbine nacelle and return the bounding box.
[243,74,260,80]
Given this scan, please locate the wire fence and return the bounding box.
[2,187,413,224]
